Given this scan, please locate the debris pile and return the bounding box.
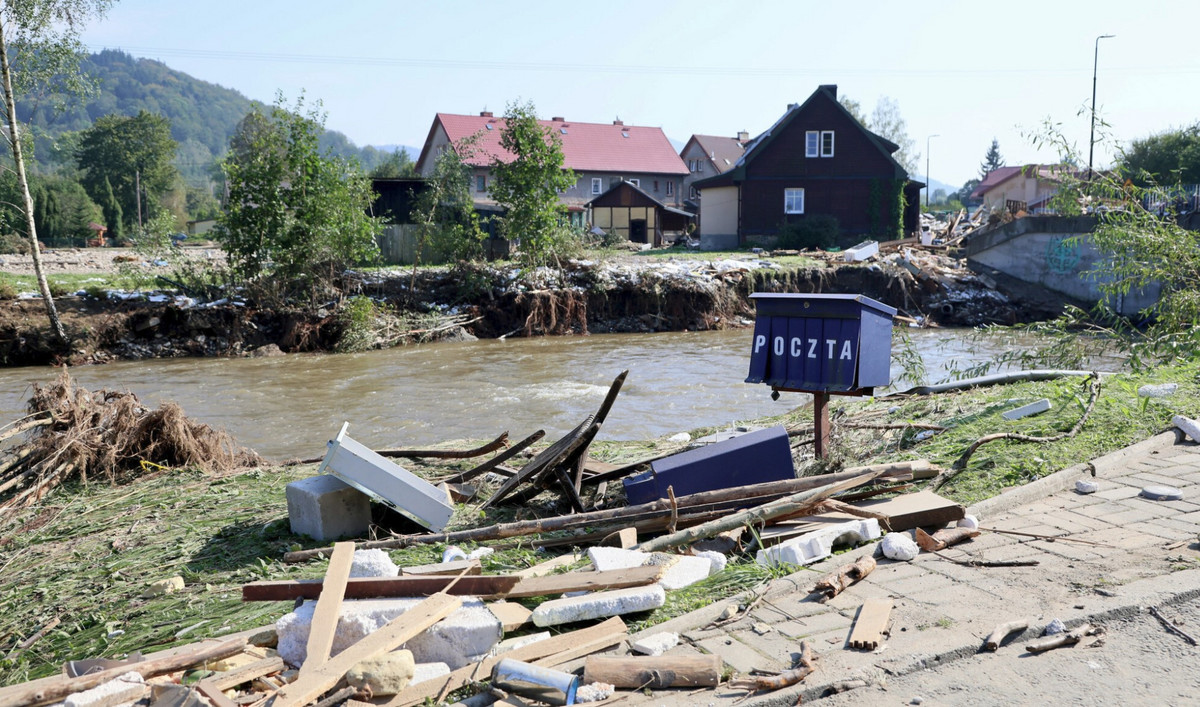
[0,370,261,512]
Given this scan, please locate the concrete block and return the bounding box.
[587,547,648,572]
[64,671,144,707]
[1002,399,1051,420]
[756,519,880,567]
[319,423,454,532]
[285,474,371,542]
[630,632,679,656]
[410,662,451,685]
[351,549,399,578]
[276,597,501,670]
[652,554,710,590]
[531,585,667,627]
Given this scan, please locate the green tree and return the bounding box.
[1121,124,1200,187]
[76,110,177,231]
[413,136,483,266]
[369,148,416,179]
[217,94,381,294]
[955,178,982,203]
[490,100,576,266]
[980,138,1004,178]
[0,0,113,346]
[98,175,121,241]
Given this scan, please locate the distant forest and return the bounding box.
[18,49,404,187]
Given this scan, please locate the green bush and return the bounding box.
[0,233,30,255]
[0,280,16,300]
[777,215,840,250]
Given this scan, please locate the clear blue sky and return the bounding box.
[81,0,1200,190]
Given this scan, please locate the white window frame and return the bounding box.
[666,181,674,196]
[784,187,805,214]
[805,131,819,158]
[591,177,602,195]
[821,131,835,158]
[628,178,639,187]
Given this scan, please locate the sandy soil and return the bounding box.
[0,246,224,276]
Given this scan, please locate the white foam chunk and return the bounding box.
[652,554,711,590]
[410,662,452,685]
[490,631,551,656]
[531,585,667,627]
[630,631,680,656]
[64,672,144,707]
[756,519,881,567]
[693,550,727,575]
[350,549,399,578]
[276,597,501,669]
[587,546,649,571]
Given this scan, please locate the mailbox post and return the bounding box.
[746,293,896,458]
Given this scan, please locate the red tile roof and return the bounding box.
[430,113,688,175]
[970,166,1023,198]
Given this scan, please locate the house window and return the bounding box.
[666,181,674,196]
[696,161,703,174]
[476,175,486,192]
[805,131,819,158]
[653,180,659,192]
[821,131,834,157]
[785,188,805,214]
[628,178,639,187]
[591,177,602,195]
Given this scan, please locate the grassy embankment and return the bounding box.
[1,355,1196,685]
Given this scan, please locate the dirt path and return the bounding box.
[0,246,224,275]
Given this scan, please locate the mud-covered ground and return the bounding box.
[0,247,1051,367]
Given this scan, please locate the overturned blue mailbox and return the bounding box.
[746,293,896,394]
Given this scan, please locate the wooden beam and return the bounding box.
[485,601,532,632]
[242,574,520,602]
[266,593,461,707]
[401,559,481,576]
[378,617,627,707]
[200,656,286,691]
[301,541,355,675]
[507,565,664,598]
[847,598,893,650]
[583,655,721,688]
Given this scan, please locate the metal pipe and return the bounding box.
[492,658,580,705]
[889,370,1104,397]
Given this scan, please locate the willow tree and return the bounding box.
[0,0,113,347]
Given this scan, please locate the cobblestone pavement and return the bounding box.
[613,431,1200,705]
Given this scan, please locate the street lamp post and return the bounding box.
[925,134,939,207]
[1088,34,1115,184]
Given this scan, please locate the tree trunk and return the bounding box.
[0,17,69,348]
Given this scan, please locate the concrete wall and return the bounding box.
[699,186,739,250]
[965,216,1159,316]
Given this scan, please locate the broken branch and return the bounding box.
[984,619,1029,650]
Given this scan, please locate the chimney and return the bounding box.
[737,130,749,142]
[552,116,565,122]
[787,103,798,111]
[613,119,624,126]
[480,111,493,117]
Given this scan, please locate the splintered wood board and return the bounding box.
[855,490,964,531]
[848,598,893,650]
[486,601,532,632]
[301,541,354,674]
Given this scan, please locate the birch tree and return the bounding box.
[0,0,113,347]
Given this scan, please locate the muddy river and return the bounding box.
[0,329,1090,459]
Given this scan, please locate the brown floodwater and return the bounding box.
[0,328,1092,459]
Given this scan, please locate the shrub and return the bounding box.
[0,233,30,255]
[0,280,16,300]
[777,215,840,250]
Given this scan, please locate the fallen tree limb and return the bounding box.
[984,619,1029,650]
[933,551,1039,568]
[438,430,545,484]
[1149,606,1199,646]
[812,554,876,602]
[978,526,1114,548]
[1025,623,1093,653]
[932,374,1101,491]
[729,641,817,693]
[915,527,979,551]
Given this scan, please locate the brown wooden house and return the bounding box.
[586,180,693,246]
[693,85,923,249]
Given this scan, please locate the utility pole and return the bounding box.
[135,169,142,228]
[1088,34,1115,185]
[925,134,939,207]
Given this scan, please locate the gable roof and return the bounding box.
[970,166,1023,198]
[418,113,688,176]
[585,179,693,216]
[970,164,1079,199]
[683,134,747,172]
[693,85,909,190]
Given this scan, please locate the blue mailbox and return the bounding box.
[746,293,896,394]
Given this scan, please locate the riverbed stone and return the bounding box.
[345,650,415,696]
[285,474,371,542]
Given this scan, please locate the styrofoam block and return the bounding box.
[1173,415,1200,443]
[351,549,399,578]
[64,671,144,707]
[756,519,881,567]
[410,662,451,685]
[693,550,727,575]
[630,632,679,656]
[531,585,667,627]
[491,632,551,656]
[587,547,649,572]
[276,597,501,670]
[653,554,710,590]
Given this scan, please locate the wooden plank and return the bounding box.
[601,527,637,548]
[202,656,286,691]
[506,565,664,598]
[533,630,628,668]
[379,617,627,707]
[401,559,481,576]
[486,601,532,632]
[302,541,355,674]
[266,593,461,707]
[847,598,893,650]
[242,574,520,601]
[583,655,721,688]
[482,416,595,508]
[855,490,964,531]
[513,552,586,579]
[438,429,546,485]
[195,681,239,707]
